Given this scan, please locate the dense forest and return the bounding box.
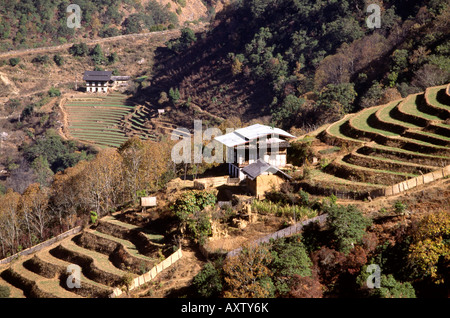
[147,0,449,131]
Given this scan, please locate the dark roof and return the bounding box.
[241,159,291,180]
[83,71,112,81]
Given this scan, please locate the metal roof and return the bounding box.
[83,71,112,81]
[214,124,294,148]
[241,159,292,180]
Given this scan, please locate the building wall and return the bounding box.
[247,173,286,199]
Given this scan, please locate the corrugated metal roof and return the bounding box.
[215,124,294,148]
[241,159,291,180]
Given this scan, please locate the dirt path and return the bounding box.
[0,24,207,60]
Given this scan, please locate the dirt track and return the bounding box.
[0,24,207,60]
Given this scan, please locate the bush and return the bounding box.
[298,190,310,206]
[171,191,216,243]
[393,201,407,214]
[8,57,20,66]
[193,262,223,297]
[69,42,89,57]
[90,211,98,224]
[325,203,372,253]
[48,87,61,97]
[32,55,50,64]
[53,54,64,66]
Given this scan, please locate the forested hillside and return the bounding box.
[0,0,219,52]
[146,0,449,131]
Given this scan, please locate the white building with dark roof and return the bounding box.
[214,124,295,180]
[83,71,131,93]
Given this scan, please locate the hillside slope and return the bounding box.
[295,83,450,199]
[141,0,450,131]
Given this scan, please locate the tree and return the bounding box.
[271,94,305,129]
[68,42,88,57]
[269,235,313,296]
[193,261,223,297]
[171,190,216,243]
[316,83,357,114]
[166,27,197,53]
[31,155,54,186]
[90,44,106,65]
[168,87,180,104]
[408,211,450,284]
[289,271,324,298]
[325,203,372,253]
[53,54,64,66]
[223,245,274,298]
[0,189,21,257]
[75,148,123,216]
[19,183,50,242]
[357,268,416,298]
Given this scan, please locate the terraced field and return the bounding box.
[64,93,158,148]
[305,84,450,199]
[0,212,173,298]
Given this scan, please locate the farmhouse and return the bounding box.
[214,124,295,181]
[83,71,130,93]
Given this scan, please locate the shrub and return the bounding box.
[48,87,61,97]
[32,54,50,64]
[193,262,223,297]
[68,42,88,57]
[8,57,20,66]
[393,201,407,214]
[90,211,98,224]
[298,189,310,206]
[325,203,372,253]
[53,54,64,66]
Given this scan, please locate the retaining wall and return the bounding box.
[109,248,182,298]
[0,226,83,265]
[226,214,327,258]
[383,165,450,196]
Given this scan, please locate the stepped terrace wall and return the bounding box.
[109,248,183,298]
[0,226,83,265]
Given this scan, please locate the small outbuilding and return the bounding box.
[241,159,292,199]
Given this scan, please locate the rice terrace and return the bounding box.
[298,83,450,200]
[62,92,158,149]
[0,210,176,298]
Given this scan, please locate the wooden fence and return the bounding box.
[109,247,183,298]
[0,226,83,265]
[226,214,327,258]
[383,165,450,196]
